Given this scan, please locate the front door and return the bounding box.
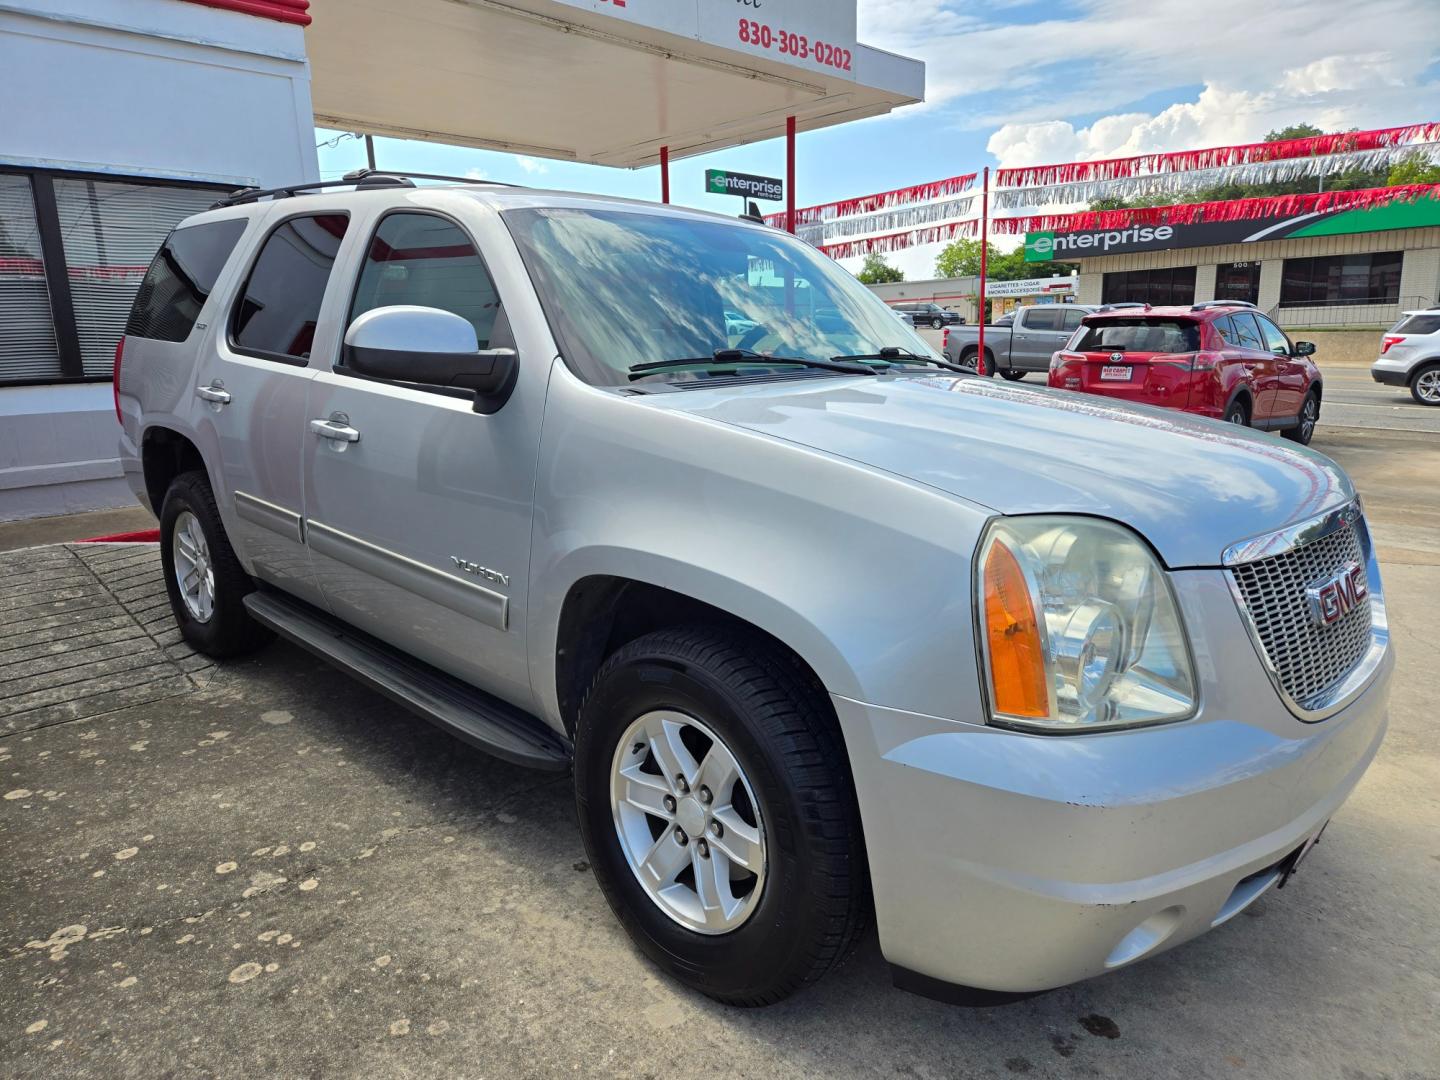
[1012,307,1063,370]
[203,210,353,609]
[301,210,539,706]
[1256,314,1305,419]
[1222,312,1279,421]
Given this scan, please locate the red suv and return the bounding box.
[1048,302,1322,444]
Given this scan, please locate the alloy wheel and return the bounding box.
[609,710,766,935]
[172,510,215,623]
[1300,396,1318,439]
[1417,369,1440,404]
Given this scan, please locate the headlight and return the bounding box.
[976,516,1196,733]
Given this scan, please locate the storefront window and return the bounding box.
[1280,252,1402,307]
[0,175,63,382]
[1101,266,1196,307]
[0,168,225,384]
[1215,262,1261,304]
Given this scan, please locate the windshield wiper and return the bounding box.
[831,347,970,374]
[628,349,877,381]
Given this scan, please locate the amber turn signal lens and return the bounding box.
[983,539,1049,718]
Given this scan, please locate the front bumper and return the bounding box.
[1370,358,1411,386]
[835,568,1392,996]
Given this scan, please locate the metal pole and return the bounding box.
[660,145,670,204]
[978,166,989,374]
[365,134,376,171]
[786,115,796,233]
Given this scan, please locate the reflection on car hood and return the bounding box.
[653,374,1354,568]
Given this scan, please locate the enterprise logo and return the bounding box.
[1026,225,1175,261]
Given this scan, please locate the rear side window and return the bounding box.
[126,219,246,342]
[1225,312,1265,351]
[232,214,349,362]
[1022,308,1062,331]
[1395,313,1440,335]
[348,213,500,347]
[1061,308,1088,332]
[1073,317,1199,354]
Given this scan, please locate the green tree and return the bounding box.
[1264,123,1324,142]
[1388,156,1440,186]
[934,237,1075,281]
[856,252,904,284]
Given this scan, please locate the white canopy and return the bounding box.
[305,0,924,168]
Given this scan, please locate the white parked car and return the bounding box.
[1373,309,1440,405]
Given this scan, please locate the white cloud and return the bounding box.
[515,156,549,175]
[464,167,489,181]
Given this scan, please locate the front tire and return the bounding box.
[999,369,1026,382]
[574,626,868,1006]
[930,316,943,329]
[1412,362,1440,406]
[1282,391,1320,444]
[159,470,272,658]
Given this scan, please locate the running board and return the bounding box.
[243,591,572,771]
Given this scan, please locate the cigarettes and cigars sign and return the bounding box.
[1025,195,1440,261]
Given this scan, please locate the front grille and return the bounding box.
[1230,518,1374,710]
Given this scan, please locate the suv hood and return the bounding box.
[654,374,1354,568]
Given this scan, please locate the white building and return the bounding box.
[1,0,318,520]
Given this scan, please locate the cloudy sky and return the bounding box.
[317,0,1440,279]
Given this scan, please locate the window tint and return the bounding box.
[1073,317,1199,354]
[1280,252,1402,307]
[1101,266,1196,307]
[127,219,246,343]
[1061,308,1088,332]
[349,214,500,348]
[1396,313,1440,335]
[1227,312,1265,351]
[1256,316,1291,355]
[232,214,348,361]
[1022,308,1062,331]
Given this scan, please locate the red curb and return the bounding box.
[76,530,161,544]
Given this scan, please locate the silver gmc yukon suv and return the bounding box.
[115,172,1393,1007]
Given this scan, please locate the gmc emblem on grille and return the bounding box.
[1305,562,1367,627]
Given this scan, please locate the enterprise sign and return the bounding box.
[1026,226,1174,261]
[707,168,784,201]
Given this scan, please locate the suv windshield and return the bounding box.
[502,207,937,384]
[1072,317,1199,354]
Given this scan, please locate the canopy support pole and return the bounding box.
[786,115,796,233]
[660,145,670,204]
[978,166,989,374]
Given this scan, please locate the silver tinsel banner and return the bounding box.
[992,144,1440,209]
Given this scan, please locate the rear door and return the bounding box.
[300,207,539,706]
[197,210,353,608]
[1011,306,1063,369]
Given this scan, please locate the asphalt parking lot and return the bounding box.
[2,410,1437,1079]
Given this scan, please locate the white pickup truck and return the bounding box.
[942,304,1096,379]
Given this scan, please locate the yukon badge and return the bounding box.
[1305,561,1367,628]
[450,556,510,587]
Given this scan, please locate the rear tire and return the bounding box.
[1223,398,1250,427]
[960,347,995,376]
[159,470,273,658]
[1412,362,1440,406]
[1000,369,1026,382]
[574,626,868,1007]
[1282,391,1320,444]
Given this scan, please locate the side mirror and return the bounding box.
[343,305,518,412]
[1293,341,1316,356]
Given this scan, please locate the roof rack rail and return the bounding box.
[1191,299,1257,310]
[211,169,520,209]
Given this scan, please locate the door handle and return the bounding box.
[195,384,231,405]
[309,418,361,444]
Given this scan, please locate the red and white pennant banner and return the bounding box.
[991,144,1440,209]
[764,172,976,228]
[987,183,1440,234]
[993,122,1440,189]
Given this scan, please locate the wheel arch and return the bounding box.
[550,570,851,742]
[140,425,213,514]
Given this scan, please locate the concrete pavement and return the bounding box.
[1,427,1437,1080]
